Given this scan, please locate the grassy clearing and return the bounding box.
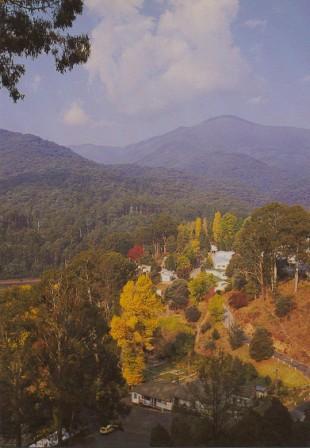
[234,345,310,388]
[159,314,194,335]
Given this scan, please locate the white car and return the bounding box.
[99,423,120,435]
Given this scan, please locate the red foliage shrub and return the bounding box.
[229,291,249,309]
[127,245,144,261]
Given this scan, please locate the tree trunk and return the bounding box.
[271,259,277,293]
[294,261,299,294]
[259,253,266,300]
[274,260,277,290]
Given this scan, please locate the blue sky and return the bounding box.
[0,0,310,147]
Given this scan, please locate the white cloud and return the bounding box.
[86,0,252,115]
[244,19,267,30]
[248,95,267,105]
[63,102,91,126]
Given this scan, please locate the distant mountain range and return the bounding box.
[1,120,309,277]
[1,126,260,278]
[72,116,310,205]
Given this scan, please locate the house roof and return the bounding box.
[133,380,202,402]
[255,385,267,392]
[213,251,234,267]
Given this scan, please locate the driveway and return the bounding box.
[71,406,172,448]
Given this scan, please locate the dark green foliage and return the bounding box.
[0,287,47,446]
[292,420,310,447]
[229,324,246,350]
[199,230,211,254]
[250,327,274,361]
[198,352,258,440]
[244,278,260,299]
[231,398,294,447]
[164,279,189,309]
[165,254,177,271]
[211,329,220,340]
[201,321,212,333]
[263,398,293,445]
[232,272,247,290]
[166,235,177,253]
[170,415,193,447]
[0,0,90,101]
[102,232,133,256]
[0,257,128,446]
[150,424,172,447]
[169,398,306,447]
[185,306,201,323]
[150,262,161,284]
[170,414,211,447]
[0,129,249,279]
[235,203,310,297]
[163,333,195,360]
[205,340,216,351]
[275,294,294,317]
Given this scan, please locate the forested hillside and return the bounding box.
[73,116,310,206]
[0,129,252,278]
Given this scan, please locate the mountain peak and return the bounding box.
[199,115,257,127]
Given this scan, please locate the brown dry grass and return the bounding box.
[230,280,310,365]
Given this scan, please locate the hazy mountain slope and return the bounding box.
[72,116,310,205]
[70,143,128,164]
[1,127,262,278]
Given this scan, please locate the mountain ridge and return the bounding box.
[70,116,310,205]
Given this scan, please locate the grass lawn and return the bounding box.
[234,345,310,388]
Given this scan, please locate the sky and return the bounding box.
[0,0,310,147]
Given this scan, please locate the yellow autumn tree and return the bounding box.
[203,217,208,235]
[111,275,164,385]
[194,217,202,239]
[212,211,222,245]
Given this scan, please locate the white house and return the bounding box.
[210,244,218,253]
[131,381,197,412]
[131,380,260,414]
[138,264,152,274]
[212,251,234,271]
[160,269,176,283]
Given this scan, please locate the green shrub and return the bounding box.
[275,295,294,317]
[208,293,224,322]
[164,279,189,309]
[163,332,195,360]
[185,306,201,322]
[212,329,220,340]
[188,272,216,302]
[165,254,176,272]
[232,273,247,290]
[244,279,260,299]
[201,321,212,333]
[229,324,246,350]
[205,340,216,351]
[250,327,274,361]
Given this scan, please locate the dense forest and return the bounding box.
[0,129,254,279]
[0,202,309,447]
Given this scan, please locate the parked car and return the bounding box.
[99,423,121,435]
